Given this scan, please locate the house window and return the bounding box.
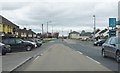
[3,24,5,32]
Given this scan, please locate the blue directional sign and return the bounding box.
[109,18,116,27]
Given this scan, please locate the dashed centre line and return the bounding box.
[86,56,101,64]
[76,50,101,65]
[77,51,83,55]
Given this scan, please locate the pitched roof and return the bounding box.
[80,32,92,36]
[99,29,108,34]
[0,15,19,28]
[27,29,36,34]
[69,31,80,34]
[95,29,100,34]
[17,28,36,34]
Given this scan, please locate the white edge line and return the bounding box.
[86,56,101,64]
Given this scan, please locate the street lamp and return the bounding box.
[47,21,52,33]
[41,24,43,40]
[93,15,96,41]
[47,21,51,38]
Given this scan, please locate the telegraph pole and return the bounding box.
[42,24,43,40]
[47,22,48,33]
[93,15,96,41]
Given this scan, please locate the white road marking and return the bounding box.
[86,56,101,64]
[77,51,83,55]
[33,56,40,62]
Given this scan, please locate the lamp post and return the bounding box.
[47,21,52,33]
[93,15,96,41]
[47,21,51,38]
[42,24,43,40]
[47,22,48,33]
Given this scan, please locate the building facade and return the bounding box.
[0,15,37,39]
[0,15,19,38]
[69,31,80,39]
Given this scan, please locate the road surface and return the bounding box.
[64,39,119,71]
[16,43,111,71]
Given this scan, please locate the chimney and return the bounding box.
[29,29,32,31]
[23,28,26,30]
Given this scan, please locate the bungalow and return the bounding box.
[99,28,108,39]
[27,29,36,38]
[17,28,36,39]
[95,29,101,38]
[94,28,109,40]
[80,30,92,40]
[68,31,80,39]
[117,20,120,37]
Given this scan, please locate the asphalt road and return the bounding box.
[64,39,120,71]
[15,43,111,71]
[3,39,119,72]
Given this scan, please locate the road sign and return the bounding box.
[109,29,116,37]
[109,18,116,27]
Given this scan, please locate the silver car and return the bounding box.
[101,37,120,63]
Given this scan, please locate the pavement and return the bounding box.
[16,43,111,71]
[2,41,54,71]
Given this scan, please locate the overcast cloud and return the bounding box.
[0,0,119,36]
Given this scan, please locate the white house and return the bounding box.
[102,29,109,37]
[95,30,101,38]
[69,31,80,39]
[117,22,120,37]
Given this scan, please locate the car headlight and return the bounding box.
[5,45,10,48]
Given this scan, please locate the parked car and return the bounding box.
[2,38,35,52]
[34,38,42,47]
[0,42,11,55]
[26,38,42,47]
[81,38,88,41]
[94,39,106,46]
[23,40,37,48]
[101,37,120,63]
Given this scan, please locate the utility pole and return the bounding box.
[47,21,51,38]
[93,15,96,41]
[42,24,43,40]
[52,24,53,38]
[42,24,43,34]
[47,22,48,33]
[52,25,53,34]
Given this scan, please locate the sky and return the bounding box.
[0,0,119,36]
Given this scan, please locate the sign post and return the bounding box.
[109,18,116,37]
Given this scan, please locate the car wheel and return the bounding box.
[2,52,6,55]
[8,48,12,53]
[97,44,100,46]
[102,49,106,58]
[26,46,32,51]
[116,51,120,63]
